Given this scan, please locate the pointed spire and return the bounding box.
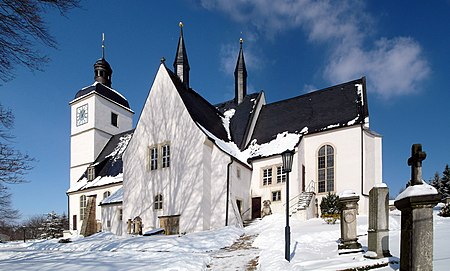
[94,33,112,87]
[234,37,247,104]
[173,21,190,88]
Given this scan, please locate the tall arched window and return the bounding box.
[80,195,87,220]
[318,145,334,193]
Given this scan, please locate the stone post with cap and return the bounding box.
[394,144,441,271]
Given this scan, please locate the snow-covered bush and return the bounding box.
[39,212,66,239]
[438,203,450,217]
[320,192,341,224]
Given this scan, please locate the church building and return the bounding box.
[67,24,382,236]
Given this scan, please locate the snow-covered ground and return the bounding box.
[0,209,449,270]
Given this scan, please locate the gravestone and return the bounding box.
[394,144,440,271]
[127,219,132,234]
[365,184,391,258]
[338,190,362,251]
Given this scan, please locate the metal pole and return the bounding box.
[285,172,291,261]
[23,227,26,243]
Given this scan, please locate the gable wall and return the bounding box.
[123,65,216,234]
[303,125,381,215]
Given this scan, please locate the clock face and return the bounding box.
[76,104,88,126]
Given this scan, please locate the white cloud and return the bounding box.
[201,0,430,98]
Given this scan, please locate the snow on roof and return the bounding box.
[106,133,133,161]
[247,131,301,159]
[67,173,123,193]
[101,187,123,205]
[221,109,235,141]
[395,180,438,201]
[198,123,303,165]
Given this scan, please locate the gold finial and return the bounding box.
[240,37,243,44]
[161,57,166,63]
[102,33,105,59]
[179,21,183,28]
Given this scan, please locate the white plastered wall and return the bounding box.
[303,126,382,215]
[101,203,123,235]
[68,183,122,233]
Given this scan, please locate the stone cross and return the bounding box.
[407,144,426,186]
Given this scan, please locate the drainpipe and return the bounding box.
[67,194,70,231]
[361,124,369,197]
[225,159,233,226]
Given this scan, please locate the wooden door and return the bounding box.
[251,197,261,219]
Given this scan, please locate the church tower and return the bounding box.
[234,38,247,104]
[173,22,190,88]
[69,36,134,187]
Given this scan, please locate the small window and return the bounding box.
[107,220,111,228]
[111,112,118,127]
[162,144,170,168]
[154,194,163,210]
[149,146,158,170]
[103,191,111,200]
[272,191,281,202]
[119,208,123,221]
[237,167,241,178]
[87,167,95,181]
[262,168,272,186]
[80,195,87,220]
[276,165,286,183]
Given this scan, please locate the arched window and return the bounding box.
[103,191,111,200]
[154,194,163,210]
[80,195,87,220]
[318,145,334,193]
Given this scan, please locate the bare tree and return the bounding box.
[0,0,80,82]
[0,103,35,223]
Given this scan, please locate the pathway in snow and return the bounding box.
[207,234,260,271]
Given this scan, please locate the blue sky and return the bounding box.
[1,0,449,219]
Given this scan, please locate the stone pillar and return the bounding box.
[365,185,391,258]
[394,144,440,271]
[338,191,361,250]
[395,194,440,270]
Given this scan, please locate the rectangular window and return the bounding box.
[87,167,95,181]
[272,191,281,201]
[276,165,286,183]
[149,146,158,170]
[111,112,118,127]
[154,194,163,210]
[263,168,272,186]
[162,144,170,168]
[237,167,241,179]
[119,208,123,221]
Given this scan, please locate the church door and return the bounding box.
[251,197,261,219]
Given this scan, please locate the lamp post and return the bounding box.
[282,150,294,262]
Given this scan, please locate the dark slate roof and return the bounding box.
[251,77,368,145]
[79,129,134,181]
[74,82,130,109]
[165,66,229,142]
[216,92,261,149]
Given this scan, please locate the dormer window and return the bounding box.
[87,167,95,181]
[111,112,118,127]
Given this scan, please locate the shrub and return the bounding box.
[438,203,450,217]
[320,192,341,224]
